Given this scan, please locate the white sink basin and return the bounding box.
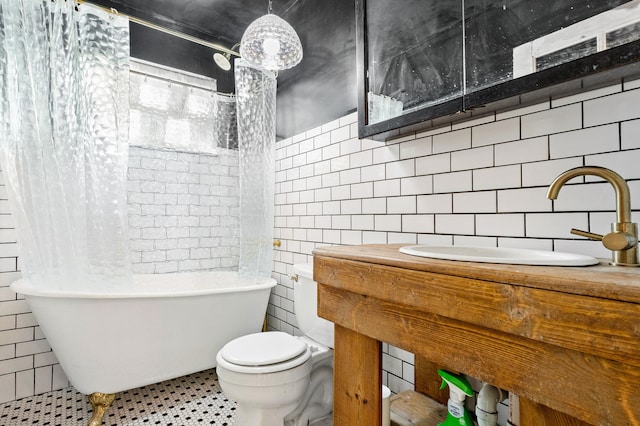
[399,245,599,266]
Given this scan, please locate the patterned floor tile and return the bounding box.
[0,369,236,426]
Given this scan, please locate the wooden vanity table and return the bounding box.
[313,244,640,425]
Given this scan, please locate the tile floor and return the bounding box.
[0,369,237,425]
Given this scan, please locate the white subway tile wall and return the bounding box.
[127,146,239,274]
[270,80,640,394]
[0,173,31,403]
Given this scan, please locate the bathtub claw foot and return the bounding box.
[88,392,115,426]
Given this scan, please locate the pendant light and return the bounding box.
[239,0,303,71]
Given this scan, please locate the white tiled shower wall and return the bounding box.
[127,146,239,274]
[268,78,640,395]
[127,60,240,274]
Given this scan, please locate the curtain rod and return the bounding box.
[77,0,241,57]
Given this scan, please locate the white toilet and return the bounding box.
[216,263,334,426]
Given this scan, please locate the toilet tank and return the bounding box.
[292,263,334,348]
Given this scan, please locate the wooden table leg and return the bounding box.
[333,324,382,426]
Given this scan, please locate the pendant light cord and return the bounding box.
[268,0,273,14]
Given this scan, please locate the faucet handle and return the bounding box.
[571,228,637,251]
[570,228,603,241]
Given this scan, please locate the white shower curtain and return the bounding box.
[0,1,132,290]
[213,93,238,150]
[235,59,277,280]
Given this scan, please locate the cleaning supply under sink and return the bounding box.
[437,369,474,426]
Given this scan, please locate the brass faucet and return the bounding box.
[547,166,639,266]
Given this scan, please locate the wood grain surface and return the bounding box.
[333,324,382,426]
[315,244,640,426]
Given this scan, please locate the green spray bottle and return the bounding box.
[437,369,474,426]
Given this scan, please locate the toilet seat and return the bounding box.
[217,332,312,374]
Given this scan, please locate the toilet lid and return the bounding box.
[219,331,308,366]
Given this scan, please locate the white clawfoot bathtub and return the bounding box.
[10,271,276,395]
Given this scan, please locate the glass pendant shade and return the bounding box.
[240,13,303,71]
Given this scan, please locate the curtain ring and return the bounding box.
[110,8,119,20]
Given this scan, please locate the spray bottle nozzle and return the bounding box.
[438,369,473,397]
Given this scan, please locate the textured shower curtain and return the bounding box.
[234,59,277,280]
[0,1,132,290]
[212,93,238,150]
